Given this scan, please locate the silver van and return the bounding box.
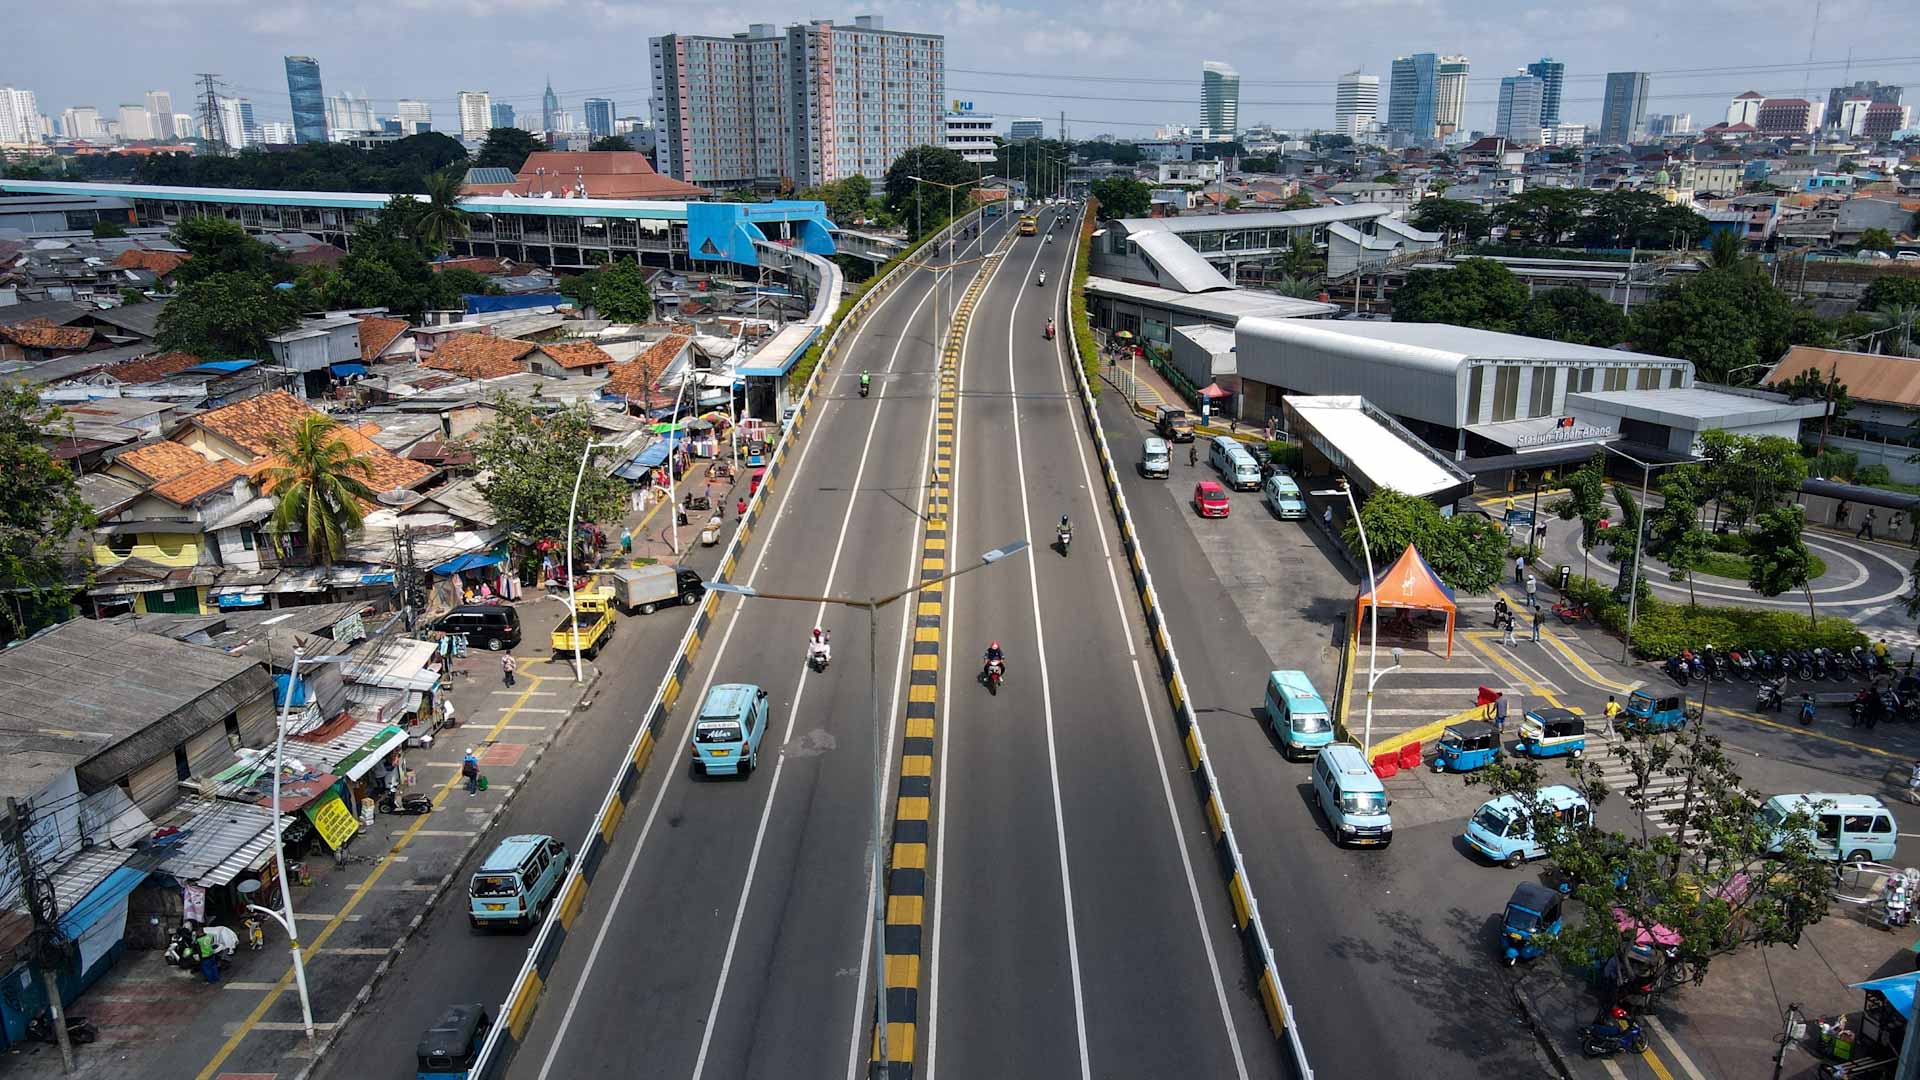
[1140,437,1171,478]
[1209,436,1261,491]
[1311,744,1392,847]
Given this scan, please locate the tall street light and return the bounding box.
[565,427,643,682]
[1599,443,1686,663]
[1312,480,1400,758]
[706,536,1029,1079]
[257,647,356,1040]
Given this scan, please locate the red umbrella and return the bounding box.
[1198,382,1232,400]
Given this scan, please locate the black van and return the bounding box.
[430,605,522,651]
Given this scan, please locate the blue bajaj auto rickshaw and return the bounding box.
[1432,720,1502,773]
[1501,882,1564,966]
[418,1003,491,1080]
[1623,690,1692,734]
[1519,707,1587,759]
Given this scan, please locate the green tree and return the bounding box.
[589,135,635,152]
[1340,487,1508,592]
[1648,465,1713,607]
[475,127,544,171]
[1577,189,1667,248]
[1605,481,1649,608]
[170,217,288,285]
[1270,276,1322,299]
[1224,195,1241,210]
[1468,723,1833,1007]
[1773,366,1852,419]
[1280,235,1323,277]
[1088,176,1152,220]
[1858,227,1896,252]
[1522,286,1631,346]
[1547,147,1581,164]
[260,413,378,566]
[1646,204,1712,249]
[1863,276,1920,313]
[154,272,303,359]
[1407,197,1491,241]
[1549,453,1607,581]
[0,387,94,637]
[1372,172,1400,184]
[315,212,456,318]
[1748,505,1819,626]
[118,288,147,306]
[469,396,629,544]
[91,219,128,238]
[1493,187,1593,245]
[1631,262,1829,381]
[1876,303,1920,357]
[410,167,470,255]
[1705,230,1746,270]
[574,258,653,322]
[1282,191,1317,210]
[1391,258,1532,331]
[1696,431,1808,530]
[882,145,975,238]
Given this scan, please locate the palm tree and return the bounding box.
[1271,275,1321,299]
[1706,230,1745,271]
[1873,302,1920,357]
[412,168,471,256]
[261,414,377,566]
[1281,235,1323,277]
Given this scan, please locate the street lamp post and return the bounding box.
[1600,444,1685,663]
[262,647,356,1040]
[1311,480,1400,758]
[565,428,643,682]
[705,537,1029,1079]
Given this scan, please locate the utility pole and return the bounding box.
[196,73,227,155]
[393,525,421,630]
[6,799,73,1073]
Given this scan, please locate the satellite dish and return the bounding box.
[377,487,416,506]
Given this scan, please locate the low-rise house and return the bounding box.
[423,333,536,381]
[527,340,615,378]
[1765,346,1920,483]
[0,318,96,363]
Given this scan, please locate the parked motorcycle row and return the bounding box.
[1663,645,1893,687]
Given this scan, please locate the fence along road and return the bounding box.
[471,208,1006,1080]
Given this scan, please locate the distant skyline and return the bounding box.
[14,0,1920,139]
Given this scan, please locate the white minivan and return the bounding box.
[1208,436,1261,491]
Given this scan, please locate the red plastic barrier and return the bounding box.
[1372,753,1399,778]
[1398,742,1422,771]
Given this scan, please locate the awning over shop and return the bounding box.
[432,551,503,576]
[152,798,296,888]
[629,437,680,470]
[1853,972,1920,1017]
[56,866,148,939]
[1356,543,1458,658]
[342,637,440,692]
[330,362,369,378]
[184,359,259,374]
[292,722,408,783]
[213,586,270,609]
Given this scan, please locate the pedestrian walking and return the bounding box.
[1837,501,1852,527]
[1229,417,1238,434]
[1860,509,1877,540]
[1493,693,1509,737]
[620,527,633,556]
[1188,444,1198,468]
[1322,506,1334,531]
[196,927,220,984]
[1494,596,1509,627]
[1502,614,1517,647]
[1525,573,1538,609]
[1515,554,1526,584]
[1531,611,1543,644]
[737,497,747,518]
[1504,497,1515,516]
[1893,512,1907,542]
[462,749,481,795]
[501,653,516,687]
[441,695,457,729]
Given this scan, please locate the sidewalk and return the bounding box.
[1,600,596,1080]
[609,456,751,564]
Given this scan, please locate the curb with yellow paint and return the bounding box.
[471,209,993,1080]
[869,217,1009,1079]
[1064,216,1317,1076]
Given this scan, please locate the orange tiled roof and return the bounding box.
[113,249,188,277]
[357,316,410,363]
[605,333,689,399]
[0,319,93,351]
[536,341,614,370]
[189,390,314,456]
[105,350,202,384]
[117,440,212,483]
[423,333,534,380]
[150,458,246,506]
[250,420,435,497]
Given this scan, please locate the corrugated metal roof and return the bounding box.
[153,797,291,887]
[1767,346,1920,408]
[1128,230,1236,293]
[1117,205,1388,234]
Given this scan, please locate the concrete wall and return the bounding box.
[1826,433,1920,485]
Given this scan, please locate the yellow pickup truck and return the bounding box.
[551,588,617,659]
[1018,214,1038,236]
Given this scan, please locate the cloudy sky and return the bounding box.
[18,0,1920,137]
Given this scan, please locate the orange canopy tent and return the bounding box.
[1354,543,1458,658]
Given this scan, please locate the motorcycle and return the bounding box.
[1799,694,1818,726]
[1753,648,1777,678]
[26,1013,97,1046]
[1036,271,1047,287]
[1702,646,1727,683]
[1756,678,1786,712]
[1664,654,1691,686]
[859,379,871,398]
[378,791,434,815]
[808,631,833,673]
[1886,868,1918,928]
[1848,645,1872,675]
[1792,648,1816,681]
[1579,1011,1647,1058]
[1728,648,1756,680]
[1056,524,1072,556]
[1043,321,1055,341]
[983,657,1005,695]
[1851,690,1873,728]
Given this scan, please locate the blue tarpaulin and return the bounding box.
[464,293,565,314]
[57,867,148,939]
[432,552,504,576]
[330,362,368,378]
[613,459,650,481]
[273,673,311,707]
[185,360,259,374]
[629,435,686,471]
[1853,972,1920,1017]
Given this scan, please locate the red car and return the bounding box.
[1193,480,1230,518]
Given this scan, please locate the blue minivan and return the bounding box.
[689,683,771,778]
[1464,786,1590,868]
[468,834,570,930]
[1265,670,1333,760]
[1311,744,1392,847]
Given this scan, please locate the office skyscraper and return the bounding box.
[1388,53,1438,142]
[1434,55,1469,136]
[1525,57,1564,127]
[650,17,944,190]
[145,90,175,139]
[457,91,492,140]
[117,104,153,141]
[217,97,258,149]
[1599,71,1650,143]
[284,56,326,144]
[542,78,559,133]
[584,98,615,140]
[1496,75,1545,143]
[1008,117,1045,140]
[395,99,431,135]
[1334,70,1379,139]
[325,92,375,135]
[0,88,41,145]
[1826,80,1903,122]
[490,102,514,130]
[1201,60,1240,137]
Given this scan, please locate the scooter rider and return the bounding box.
[859,369,871,394]
[809,626,832,666]
[1038,270,1047,286]
[1045,317,1055,339]
[983,640,1006,678]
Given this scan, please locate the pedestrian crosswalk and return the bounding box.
[1588,732,1696,842]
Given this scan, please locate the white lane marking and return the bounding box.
[534,249,944,1080]
[926,213,1018,1080]
[841,216,992,1080]
[1041,237,1248,1076]
[1644,1015,1708,1080]
[1601,1056,1629,1080]
[1002,221,1093,1080]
